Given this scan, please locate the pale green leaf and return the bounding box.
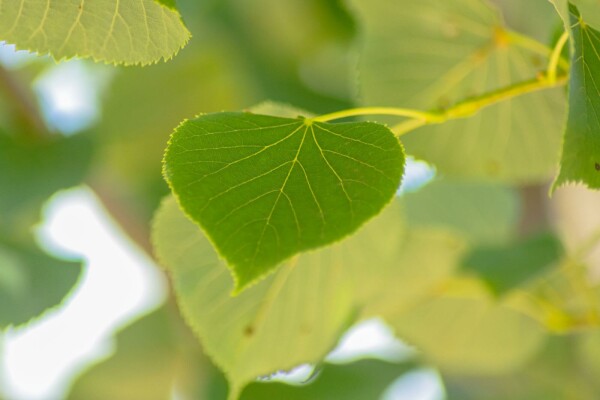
[0,237,82,328]
[402,180,519,245]
[446,337,600,399]
[152,196,357,396]
[152,195,463,395]
[67,309,181,400]
[163,112,405,291]
[0,0,191,65]
[553,5,600,190]
[353,0,565,182]
[67,307,221,400]
[392,296,546,374]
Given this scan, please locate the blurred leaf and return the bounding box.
[153,196,357,396]
[353,0,565,182]
[402,180,519,245]
[94,33,259,221]
[163,112,405,290]
[0,237,81,328]
[0,0,190,65]
[462,232,563,296]
[391,296,546,374]
[488,0,562,42]
[67,307,225,400]
[446,336,600,399]
[553,5,600,190]
[241,359,416,400]
[220,0,356,111]
[0,133,93,233]
[558,0,600,29]
[152,195,464,396]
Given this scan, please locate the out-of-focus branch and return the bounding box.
[87,179,154,255]
[0,63,50,138]
[517,183,550,237]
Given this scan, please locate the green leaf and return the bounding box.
[68,309,181,400]
[0,0,190,65]
[391,296,546,374]
[163,112,405,291]
[402,180,519,245]
[446,336,600,399]
[152,195,462,396]
[0,133,93,232]
[94,33,259,221]
[553,5,600,190]
[462,232,563,296]
[67,307,222,400]
[353,0,565,182]
[152,196,357,396]
[0,237,82,328]
[241,359,416,400]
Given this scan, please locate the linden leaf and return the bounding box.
[0,0,191,65]
[152,195,463,396]
[553,5,600,190]
[163,112,405,291]
[354,0,565,182]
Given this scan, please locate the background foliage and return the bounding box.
[2,0,600,399]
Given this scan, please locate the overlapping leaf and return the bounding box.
[353,0,565,182]
[553,5,600,190]
[0,0,190,65]
[391,296,546,374]
[66,307,222,400]
[462,232,563,296]
[152,195,463,397]
[163,112,405,291]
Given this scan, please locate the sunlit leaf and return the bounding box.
[0,0,190,65]
[353,0,565,182]
[391,296,546,374]
[152,195,463,395]
[163,112,405,291]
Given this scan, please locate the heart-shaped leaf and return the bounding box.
[163,112,405,291]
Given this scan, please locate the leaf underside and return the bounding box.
[0,0,190,65]
[163,112,405,291]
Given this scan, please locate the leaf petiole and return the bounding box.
[311,107,441,123]
[547,31,570,84]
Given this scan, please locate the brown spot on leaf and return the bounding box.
[595,162,600,171]
[244,326,254,337]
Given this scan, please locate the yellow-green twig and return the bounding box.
[548,31,570,85]
[312,106,439,123]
